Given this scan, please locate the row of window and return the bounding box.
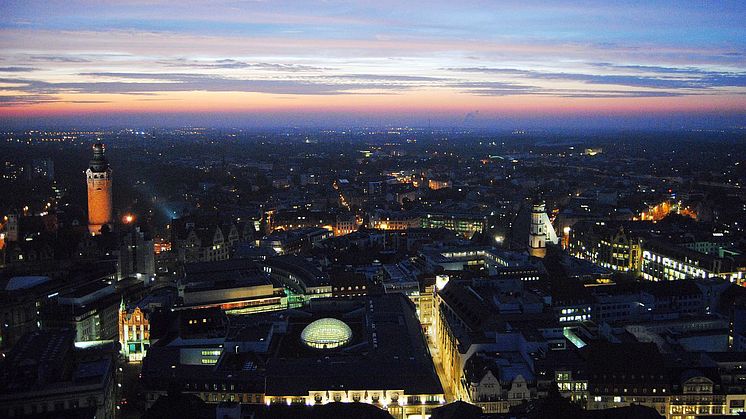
[595,387,666,395]
[333,285,367,291]
[594,396,666,403]
[558,382,588,391]
[670,405,723,414]
[559,315,589,322]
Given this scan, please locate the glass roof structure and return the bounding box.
[300,318,352,349]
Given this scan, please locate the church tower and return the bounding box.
[528,202,547,258]
[87,143,113,235]
[528,201,558,258]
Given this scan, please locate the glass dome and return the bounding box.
[301,318,352,349]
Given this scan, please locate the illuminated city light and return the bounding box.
[300,318,352,349]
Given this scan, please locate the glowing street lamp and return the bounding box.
[123,214,135,224]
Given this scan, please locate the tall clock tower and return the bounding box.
[87,142,113,235]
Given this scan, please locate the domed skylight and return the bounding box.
[300,318,352,349]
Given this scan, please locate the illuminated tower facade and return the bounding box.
[86,143,113,235]
[119,299,150,362]
[528,201,558,258]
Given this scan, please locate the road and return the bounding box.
[119,361,146,419]
[427,337,456,403]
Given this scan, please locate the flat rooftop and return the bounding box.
[265,294,443,396]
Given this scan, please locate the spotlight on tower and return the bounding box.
[86,142,113,235]
[529,200,558,258]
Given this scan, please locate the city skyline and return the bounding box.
[3,3,746,418]
[1,0,746,128]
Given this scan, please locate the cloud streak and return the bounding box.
[156,58,329,72]
[0,0,744,124]
[0,66,39,72]
[0,71,441,105]
[448,66,746,91]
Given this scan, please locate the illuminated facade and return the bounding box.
[668,374,723,418]
[569,223,642,273]
[264,210,358,238]
[263,255,333,303]
[420,212,487,239]
[641,239,726,282]
[433,280,548,406]
[178,260,288,314]
[557,306,592,323]
[86,143,113,235]
[264,389,444,418]
[641,248,710,281]
[554,370,589,405]
[463,352,538,414]
[333,214,358,236]
[417,281,437,338]
[640,240,746,284]
[369,211,420,230]
[428,179,451,190]
[119,303,150,361]
[569,223,745,284]
[528,202,558,258]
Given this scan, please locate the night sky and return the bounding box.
[1,0,745,128]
